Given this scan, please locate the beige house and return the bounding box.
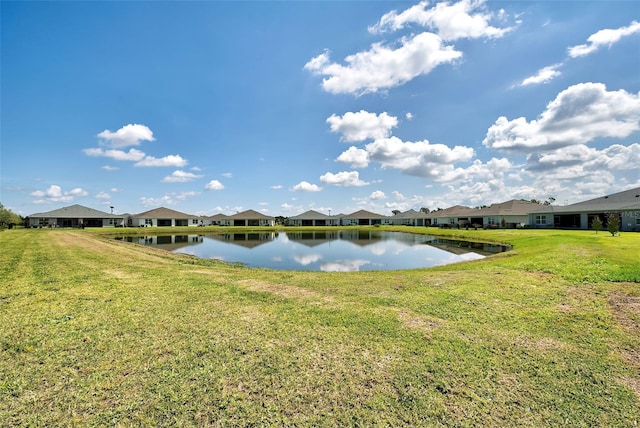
[204,213,232,226]
[391,209,431,226]
[28,204,125,228]
[129,207,201,227]
[287,210,339,226]
[340,210,392,226]
[229,209,275,227]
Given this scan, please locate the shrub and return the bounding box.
[606,213,619,236]
[591,216,603,234]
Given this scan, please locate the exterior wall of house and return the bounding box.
[621,210,640,232]
[28,217,121,228]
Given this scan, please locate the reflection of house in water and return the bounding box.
[423,237,506,256]
[206,232,277,249]
[286,231,340,247]
[120,235,204,251]
[334,230,387,247]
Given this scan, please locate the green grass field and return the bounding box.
[1,227,638,426]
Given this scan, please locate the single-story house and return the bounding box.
[229,209,275,227]
[391,209,431,226]
[340,210,392,226]
[204,213,232,226]
[529,186,640,231]
[287,210,339,226]
[477,200,546,229]
[27,204,125,228]
[425,205,477,228]
[129,207,201,227]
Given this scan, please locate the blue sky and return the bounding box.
[2,1,639,217]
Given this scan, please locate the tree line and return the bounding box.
[0,203,23,228]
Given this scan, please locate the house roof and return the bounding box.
[425,205,476,218]
[29,204,123,219]
[479,200,546,216]
[207,213,232,220]
[531,186,640,214]
[342,209,390,219]
[132,207,198,219]
[289,210,331,220]
[230,209,274,220]
[393,209,430,219]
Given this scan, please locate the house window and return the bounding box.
[535,215,547,225]
[192,219,199,225]
[487,217,497,225]
[145,219,152,226]
[636,218,640,226]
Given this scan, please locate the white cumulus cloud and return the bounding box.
[483,83,640,151]
[291,181,322,192]
[304,32,462,95]
[30,185,88,204]
[97,124,155,148]
[161,170,204,183]
[365,136,475,178]
[369,190,387,200]
[369,0,515,41]
[134,154,188,167]
[519,64,562,87]
[320,171,369,187]
[83,148,146,161]
[336,146,370,168]
[327,110,398,142]
[568,21,640,58]
[204,180,225,190]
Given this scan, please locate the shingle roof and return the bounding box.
[342,209,390,219]
[207,213,231,220]
[230,209,274,220]
[479,200,546,216]
[289,210,331,220]
[132,207,198,219]
[393,209,430,219]
[425,205,476,218]
[531,187,640,214]
[29,204,123,219]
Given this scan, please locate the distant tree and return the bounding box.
[0,203,22,228]
[543,197,556,206]
[420,207,430,214]
[392,209,401,216]
[529,199,541,204]
[274,216,287,226]
[606,213,620,236]
[591,216,603,234]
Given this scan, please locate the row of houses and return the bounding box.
[26,186,640,232]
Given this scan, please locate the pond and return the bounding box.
[116,230,509,272]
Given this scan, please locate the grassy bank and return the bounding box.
[1,227,638,426]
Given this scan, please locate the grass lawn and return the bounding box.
[1,227,638,426]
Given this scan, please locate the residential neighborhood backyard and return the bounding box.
[1,227,638,425]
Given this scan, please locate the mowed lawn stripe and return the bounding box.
[1,228,638,426]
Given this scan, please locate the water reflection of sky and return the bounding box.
[133,231,507,271]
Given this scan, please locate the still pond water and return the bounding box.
[118,230,509,272]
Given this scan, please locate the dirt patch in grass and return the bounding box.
[395,308,443,337]
[609,290,640,334]
[238,278,333,303]
[608,287,640,399]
